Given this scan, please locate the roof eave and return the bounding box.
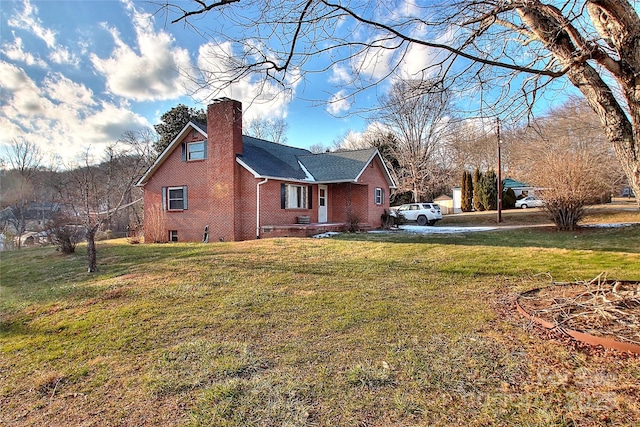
[136,121,207,186]
[236,158,370,185]
[352,149,397,189]
[236,157,315,183]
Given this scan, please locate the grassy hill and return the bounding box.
[1,212,639,426]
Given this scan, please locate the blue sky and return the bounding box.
[0,0,375,164]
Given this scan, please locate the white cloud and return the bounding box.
[82,102,150,144]
[0,61,51,115]
[342,1,447,92]
[49,46,80,67]
[90,5,193,102]
[351,41,396,81]
[5,1,80,68]
[328,63,351,85]
[1,35,48,68]
[44,73,96,106]
[326,90,351,115]
[396,24,452,81]
[0,61,151,164]
[193,40,295,123]
[7,0,57,49]
[378,0,422,23]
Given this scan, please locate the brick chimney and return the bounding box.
[206,98,243,241]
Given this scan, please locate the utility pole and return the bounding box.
[497,118,502,224]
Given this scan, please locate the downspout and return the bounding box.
[256,178,269,239]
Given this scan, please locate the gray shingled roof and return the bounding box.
[192,121,207,134]
[240,136,311,180]
[239,137,378,182]
[297,149,377,181]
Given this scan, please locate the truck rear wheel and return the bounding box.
[417,215,428,226]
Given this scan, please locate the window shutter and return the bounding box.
[281,183,286,209]
[382,188,385,204]
[308,185,313,209]
[183,186,188,210]
[181,143,186,161]
[161,187,167,211]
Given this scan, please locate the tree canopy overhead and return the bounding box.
[159,0,640,204]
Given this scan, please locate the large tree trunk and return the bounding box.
[86,226,98,273]
[566,63,640,206]
[518,1,640,208]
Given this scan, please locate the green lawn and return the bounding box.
[1,218,639,426]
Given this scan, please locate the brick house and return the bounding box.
[136,98,396,242]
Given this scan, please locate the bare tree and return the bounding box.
[375,80,451,202]
[518,101,618,230]
[332,130,372,151]
[159,0,640,207]
[1,139,43,248]
[527,139,612,230]
[445,119,503,175]
[55,133,153,272]
[308,143,329,153]
[244,116,289,144]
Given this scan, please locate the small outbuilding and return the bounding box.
[434,194,454,215]
[502,178,538,198]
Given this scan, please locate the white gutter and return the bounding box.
[256,178,269,238]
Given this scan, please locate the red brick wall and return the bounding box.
[324,155,390,228]
[253,180,315,238]
[143,141,213,242]
[237,167,258,241]
[358,155,391,226]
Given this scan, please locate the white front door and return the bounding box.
[318,185,328,223]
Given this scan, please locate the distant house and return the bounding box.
[502,178,537,198]
[136,98,396,242]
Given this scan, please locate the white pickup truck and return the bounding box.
[390,203,443,226]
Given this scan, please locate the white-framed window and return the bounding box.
[187,141,206,160]
[163,186,188,211]
[374,187,384,205]
[282,184,309,209]
[169,230,178,242]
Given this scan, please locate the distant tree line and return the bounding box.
[1,132,154,271]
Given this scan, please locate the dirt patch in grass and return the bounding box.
[517,275,640,350]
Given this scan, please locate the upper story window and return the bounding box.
[181,141,207,161]
[187,141,206,160]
